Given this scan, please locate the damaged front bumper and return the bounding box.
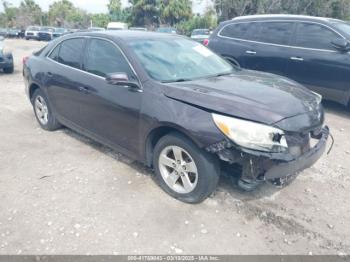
[206,126,330,184]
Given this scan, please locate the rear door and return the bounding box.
[46,38,87,125]
[209,22,259,66]
[285,22,350,104]
[242,21,295,77]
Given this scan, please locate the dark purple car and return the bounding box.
[23,31,329,203]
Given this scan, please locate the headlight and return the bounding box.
[212,113,288,152]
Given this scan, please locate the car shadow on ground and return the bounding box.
[61,127,285,202]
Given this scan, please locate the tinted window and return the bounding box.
[84,39,134,78]
[220,23,253,40]
[57,38,84,69]
[294,23,341,50]
[48,45,60,61]
[257,22,293,45]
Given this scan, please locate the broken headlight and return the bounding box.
[212,113,288,153]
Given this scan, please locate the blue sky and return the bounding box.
[0,0,213,14]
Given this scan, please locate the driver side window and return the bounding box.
[84,39,135,79]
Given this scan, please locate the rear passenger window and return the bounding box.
[48,45,60,61]
[84,39,134,78]
[294,23,341,50]
[220,23,254,40]
[257,22,293,45]
[57,38,85,69]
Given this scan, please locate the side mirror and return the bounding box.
[331,38,350,52]
[105,72,141,91]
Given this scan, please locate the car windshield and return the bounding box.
[41,27,54,32]
[55,28,65,33]
[192,29,209,36]
[27,26,40,31]
[332,21,350,36]
[129,38,234,82]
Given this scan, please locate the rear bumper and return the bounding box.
[265,126,329,179]
[0,55,13,69]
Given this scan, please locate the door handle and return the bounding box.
[290,56,304,61]
[47,72,53,77]
[78,86,90,94]
[246,50,257,55]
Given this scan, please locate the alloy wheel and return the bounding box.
[34,95,49,125]
[158,145,198,194]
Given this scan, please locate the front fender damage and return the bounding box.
[206,126,330,191]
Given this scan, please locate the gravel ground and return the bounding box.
[0,39,349,255]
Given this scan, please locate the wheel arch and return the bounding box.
[29,83,41,102]
[144,124,202,167]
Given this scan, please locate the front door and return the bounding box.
[242,21,295,77]
[76,38,142,155]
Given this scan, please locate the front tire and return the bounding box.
[153,133,220,203]
[32,89,61,131]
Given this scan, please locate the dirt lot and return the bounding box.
[0,39,349,255]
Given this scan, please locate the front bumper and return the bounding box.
[207,126,329,182]
[265,126,329,179]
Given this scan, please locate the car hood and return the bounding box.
[163,70,323,131]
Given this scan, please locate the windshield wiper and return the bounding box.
[161,78,190,83]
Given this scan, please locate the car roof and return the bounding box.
[232,14,342,23]
[66,30,183,40]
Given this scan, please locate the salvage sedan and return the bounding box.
[23,31,329,203]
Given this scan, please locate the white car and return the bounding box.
[107,22,128,30]
[25,26,40,40]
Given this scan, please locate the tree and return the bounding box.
[214,0,350,21]
[48,0,90,28]
[176,8,217,36]
[91,13,110,28]
[159,0,192,26]
[2,0,19,27]
[17,0,43,27]
[129,0,159,27]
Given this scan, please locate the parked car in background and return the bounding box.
[191,29,210,44]
[23,31,328,203]
[130,27,147,31]
[208,15,350,107]
[87,27,105,31]
[25,26,40,40]
[52,28,68,39]
[107,22,128,30]
[19,29,26,38]
[157,27,177,34]
[7,28,21,38]
[0,28,8,38]
[38,27,55,41]
[0,39,14,73]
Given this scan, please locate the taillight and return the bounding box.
[23,56,29,65]
[203,39,209,46]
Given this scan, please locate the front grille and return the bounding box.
[27,33,34,36]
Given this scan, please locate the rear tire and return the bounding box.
[32,89,61,131]
[153,133,220,203]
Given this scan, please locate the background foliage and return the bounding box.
[0,0,349,35]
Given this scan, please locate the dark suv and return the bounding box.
[23,31,328,203]
[208,15,350,107]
